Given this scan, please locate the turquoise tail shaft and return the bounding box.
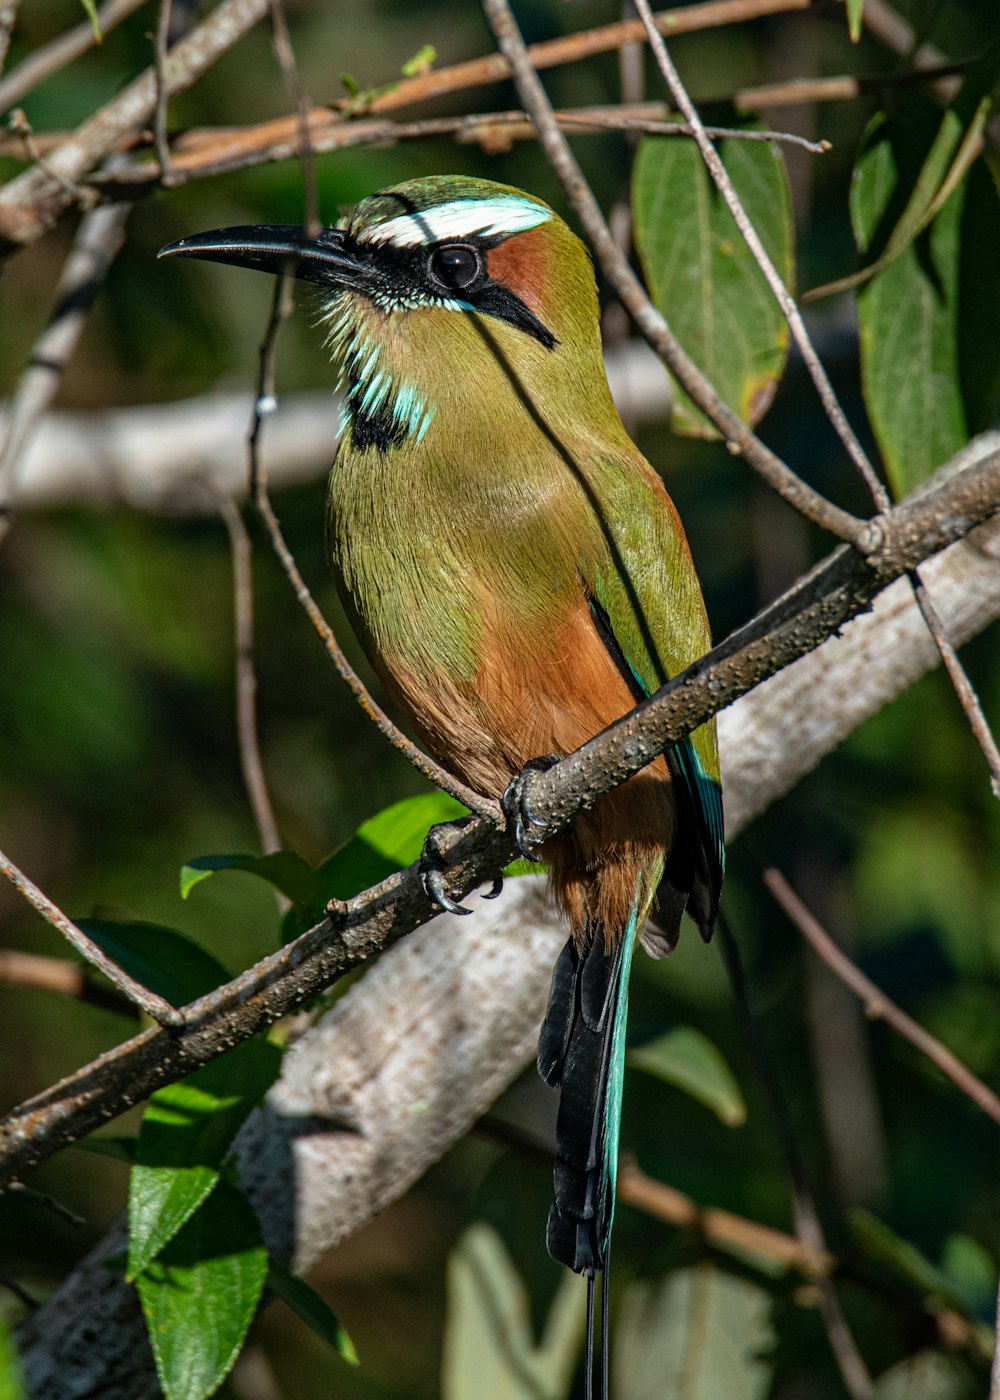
[538,895,640,1275]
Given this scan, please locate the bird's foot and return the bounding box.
[483,871,504,900]
[418,822,473,916]
[501,754,561,861]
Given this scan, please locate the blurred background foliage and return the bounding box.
[1,0,999,1395]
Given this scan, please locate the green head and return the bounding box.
[159,175,615,453]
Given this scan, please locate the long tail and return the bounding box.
[537,895,640,1396]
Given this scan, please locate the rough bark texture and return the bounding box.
[17,479,1000,1394]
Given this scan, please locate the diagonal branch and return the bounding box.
[0,0,271,253]
[0,442,996,1189]
[630,0,1000,796]
[15,486,1000,1391]
[764,868,1000,1127]
[479,0,867,545]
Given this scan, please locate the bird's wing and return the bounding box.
[586,453,724,943]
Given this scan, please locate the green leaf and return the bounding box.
[940,1233,997,1318]
[442,1223,586,1400]
[315,790,467,906]
[632,126,793,437]
[0,1317,27,1400]
[76,920,230,1008]
[128,1037,282,1280]
[628,1025,746,1126]
[852,101,1000,494]
[267,1263,358,1365]
[614,1263,775,1399]
[873,1351,976,1399]
[850,1210,990,1335]
[180,850,317,906]
[136,1181,268,1400]
[79,0,103,42]
[845,0,863,41]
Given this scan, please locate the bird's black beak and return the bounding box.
[157,224,370,291]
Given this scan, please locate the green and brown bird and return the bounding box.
[161,174,724,1393]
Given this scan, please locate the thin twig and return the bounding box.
[248,277,498,821]
[0,0,145,115]
[763,869,1000,1127]
[153,0,173,185]
[6,1181,85,1229]
[218,496,282,856]
[13,62,957,175]
[716,914,875,1399]
[632,0,884,503]
[267,0,317,235]
[479,0,867,546]
[0,445,996,1186]
[0,949,140,1018]
[862,0,1000,154]
[632,0,1000,797]
[479,1115,833,1275]
[0,850,182,1026]
[617,1159,833,1276]
[85,104,833,191]
[730,62,969,114]
[0,1269,39,1311]
[0,0,272,254]
[0,195,130,547]
[561,110,830,152]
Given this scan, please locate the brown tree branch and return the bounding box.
[0,0,271,253]
[0,850,181,1026]
[0,0,146,115]
[0,950,139,1018]
[763,868,1000,1128]
[0,444,996,1189]
[480,0,868,546]
[218,496,282,857]
[631,0,1000,799]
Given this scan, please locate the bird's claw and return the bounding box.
[502,754,561,861]
[419,823,473,916]
[483,871,504,900]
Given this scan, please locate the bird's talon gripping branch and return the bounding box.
[418,823,473,917]
[502,754,561,861]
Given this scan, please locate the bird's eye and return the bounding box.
[428,244,482,291]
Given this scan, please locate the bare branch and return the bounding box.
[717,915,873,1398]
[152,0,173,184]
[616,1160,833,1276]
[630,0,1000,795]
[632,0,884,504]
[0,850,181,1026]
[0,0,271,253]
[218,497,282,856]
[0,442,996,1188]
[480,0,867,545]
[12,468,1000,1390]
[267,0,317,235]
[248,279,497,820]
[0,197,129,546]
[0,0,146,115]
[763,868,1000,1128]
[0,950,139,1019]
